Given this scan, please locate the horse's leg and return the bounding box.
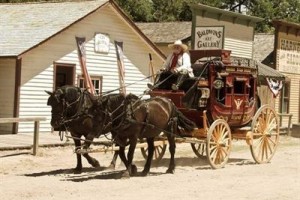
[81,134,100,168]
[118,145,129,177]
[141,137,154,176]
[73,138,83,172]
[166,135,176,174]
[108,149,119,169]
[126,136,138,176]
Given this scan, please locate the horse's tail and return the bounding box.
[174,108,196,132]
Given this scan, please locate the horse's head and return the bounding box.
[46,86,82,129]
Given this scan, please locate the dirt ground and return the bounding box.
[0,136,299,200]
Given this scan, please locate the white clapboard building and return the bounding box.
[0,0,165,134]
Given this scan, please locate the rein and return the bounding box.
[101,72,161,96]
[59,90,91,127]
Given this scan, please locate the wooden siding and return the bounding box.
[257,85,275,108]
[275,73,300,126]
[274,25,300,125]
[0,59,16,134]
[17,4,164,133]
[224,38,253,58]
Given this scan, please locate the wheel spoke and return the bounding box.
[266,135,277,146]
[265,138,274,156]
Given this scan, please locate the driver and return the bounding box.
[148,40,194,90]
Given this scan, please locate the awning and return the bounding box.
[256,62,285,84]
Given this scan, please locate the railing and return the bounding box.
[278,113,293,136]
[0,117,47,155]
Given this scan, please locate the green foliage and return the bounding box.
[247,0,300,32]
[114,0,154,22]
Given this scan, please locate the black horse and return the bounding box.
[45,86,116,172]
[95,94,196,177]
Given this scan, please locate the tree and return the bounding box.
[113,0,154,22]
[247,0,300,32]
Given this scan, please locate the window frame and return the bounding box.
[77,75,103,95]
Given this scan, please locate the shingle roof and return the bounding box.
[0,0,108,56]
[136,21,191,44]
[253,34,285,80]
[253,34,275,64]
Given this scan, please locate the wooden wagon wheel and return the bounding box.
[191,143,206,158]
[250,105,279,164]
[141,144,167,162]
[206,119,232,169]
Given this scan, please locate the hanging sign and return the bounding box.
[94,33,110,53]
[194,26,224,50]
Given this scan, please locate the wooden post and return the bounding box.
[33,121,40,156]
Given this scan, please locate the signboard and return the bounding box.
[194,26,224,50]
[278,38,300,74]
[94,33,110,53]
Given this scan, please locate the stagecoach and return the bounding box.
[145,49,280,169]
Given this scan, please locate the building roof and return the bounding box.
[253,34,275,65]
[0,0,108,56]
[273,19,300,30]
[136,21,191,44]
[0,0,165,58]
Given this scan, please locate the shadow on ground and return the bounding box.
[23,156,253,181]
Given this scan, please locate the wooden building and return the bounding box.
[273,20,300,126]
[137,4,285,108]
[0,0,165,134]
[190,4,262,59]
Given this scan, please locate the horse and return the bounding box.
[45,85,120,172]
[95,94,196,177]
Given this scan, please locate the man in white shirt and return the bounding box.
[148,40,194,90]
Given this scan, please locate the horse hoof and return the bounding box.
[166,168,175,174]
[121,171,130,179]
[107,164,116,170]
[141,170,149,177]
[92,161,101,168]
[131,165,138,175]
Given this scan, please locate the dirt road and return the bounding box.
[0,136,299,200]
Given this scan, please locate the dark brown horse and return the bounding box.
[45,86,112,172]
[95,94,196,177]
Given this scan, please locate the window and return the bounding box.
[78,76,103,95]
[280,80,290,113]
[234,81,245,94]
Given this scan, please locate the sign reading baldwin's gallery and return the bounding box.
[194,26,224,50]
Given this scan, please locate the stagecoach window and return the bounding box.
[78,76,103,95]
[249,78,255,100]
[234,81,245,94]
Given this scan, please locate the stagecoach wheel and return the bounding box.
[191,143,206,158]
[206,119,232,169]
[141,144,167,162]
[250,105,279,164]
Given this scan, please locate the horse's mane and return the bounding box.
[100,93,138,110]
[58,85,82,102]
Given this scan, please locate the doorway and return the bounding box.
[54,63,75,90]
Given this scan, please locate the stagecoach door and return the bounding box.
[54,63,75,90]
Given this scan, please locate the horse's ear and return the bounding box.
[45,90,53,95]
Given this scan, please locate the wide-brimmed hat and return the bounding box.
[168,40,188,52]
